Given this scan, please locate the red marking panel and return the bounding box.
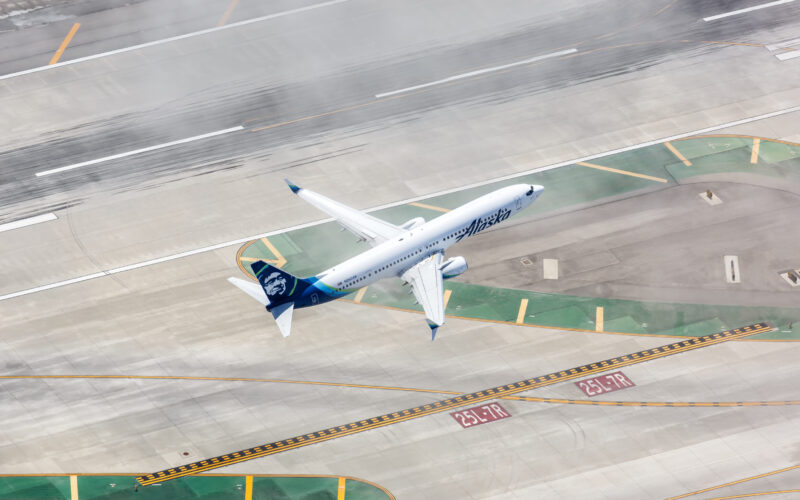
[451,403,511,428]
[575,371,635,397]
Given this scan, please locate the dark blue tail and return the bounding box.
[251,261,311,311]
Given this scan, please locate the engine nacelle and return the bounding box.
[401,217,425,230]
[439,256,468,279]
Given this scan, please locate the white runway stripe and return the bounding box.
[0,213,57,233]
[703,0,796,21]
[35,126,244,177]
[0,0,349,82]
[374,48,578,98]
[3,104,800,301]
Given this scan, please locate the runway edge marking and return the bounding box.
[137,322,772,485]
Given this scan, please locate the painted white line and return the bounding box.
[3,103,800,301]
[724,255,741,283]
[703,0,795,21]
[0,213,57,233]
[0,0,349,82]
[374,48,578,98]
[543,259,558,280]
[777,50,800,61]
[35,126,244,177]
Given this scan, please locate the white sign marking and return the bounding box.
[0,213,57,233]
[375,48,578,98]
[35,126,244,177]
[703,0,796,21]
[3,104,800,301]
[0,0,350,82]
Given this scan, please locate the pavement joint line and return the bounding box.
[4,129,800,302]
[137,323,770,485]
[374,48,578,98]
[0,0,350,81]
[35,126,244,177]
[0,212,57,233]
[703,0,796,21]
[49,23,80,65]
[667,463,800,500]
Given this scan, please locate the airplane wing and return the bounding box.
[286,179,402,246]
[401,252,446,339]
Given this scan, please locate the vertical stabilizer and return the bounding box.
[251,260,311,310]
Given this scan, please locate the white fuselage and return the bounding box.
[316,184,542,293]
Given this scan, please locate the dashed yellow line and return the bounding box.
[751,138,761,164]
[353,287,367,303]
[244,475,253,500]
[667,464,800,500]
[409,202,450,213]
[665,141,692,166]
[217,0,239,27]
[516,299,528,324]
[50,23,80,65]
[577,162,668,183]
[595,306,604,332]
[337,477,346,500]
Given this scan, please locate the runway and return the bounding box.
[2,0,800,498]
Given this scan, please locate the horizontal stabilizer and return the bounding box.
[228,277,269,306]
[271,301,294,338]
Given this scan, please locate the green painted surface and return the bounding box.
[0,476,392,500]
[239,136,800,340]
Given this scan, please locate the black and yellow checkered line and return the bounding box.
[138,322,771,485]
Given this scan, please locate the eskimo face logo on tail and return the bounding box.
[264,272,289,298]
[455,208,511,242]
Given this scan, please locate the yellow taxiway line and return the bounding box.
[443,289,452,309]
[712,490,800,499]
[595,306,604,332]
[50,23,80,65]
[244,475,253,500]
[338,477,347,500]
[353,287,367,303]
[667,464,800,499]
[409,202,450,213]
[217,0,239,26]
[665,141,692,166]
[751,138,761,164]
[516,299,529,324]
[577,162,669,183]
[70,475,78,500]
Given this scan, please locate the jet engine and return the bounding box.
[401,217,425,230]
[439,256,468,279]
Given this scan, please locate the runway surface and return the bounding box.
[2,0,800,498]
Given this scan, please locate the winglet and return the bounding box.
[428,321,440,341]
[284,178,301,194]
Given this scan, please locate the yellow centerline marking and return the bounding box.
[337,477,346,500]
[138,324,770,484]
[217,0,240,26]
[443,289,452,309]
[50,23,81,65]
[667,464,800,499]
[70,475,78,500]
[408,202,450,213]
[711,490,800,499]
[353,287,367,303]
[595,306,604,332]
[751,138,761,164]
[577,162,669,183]
[244,475,253,500]
[516,299,528,324]
[665,141,693,166]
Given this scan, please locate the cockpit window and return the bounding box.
[526,187,534,196]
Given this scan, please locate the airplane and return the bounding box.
[229,180,544,340]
